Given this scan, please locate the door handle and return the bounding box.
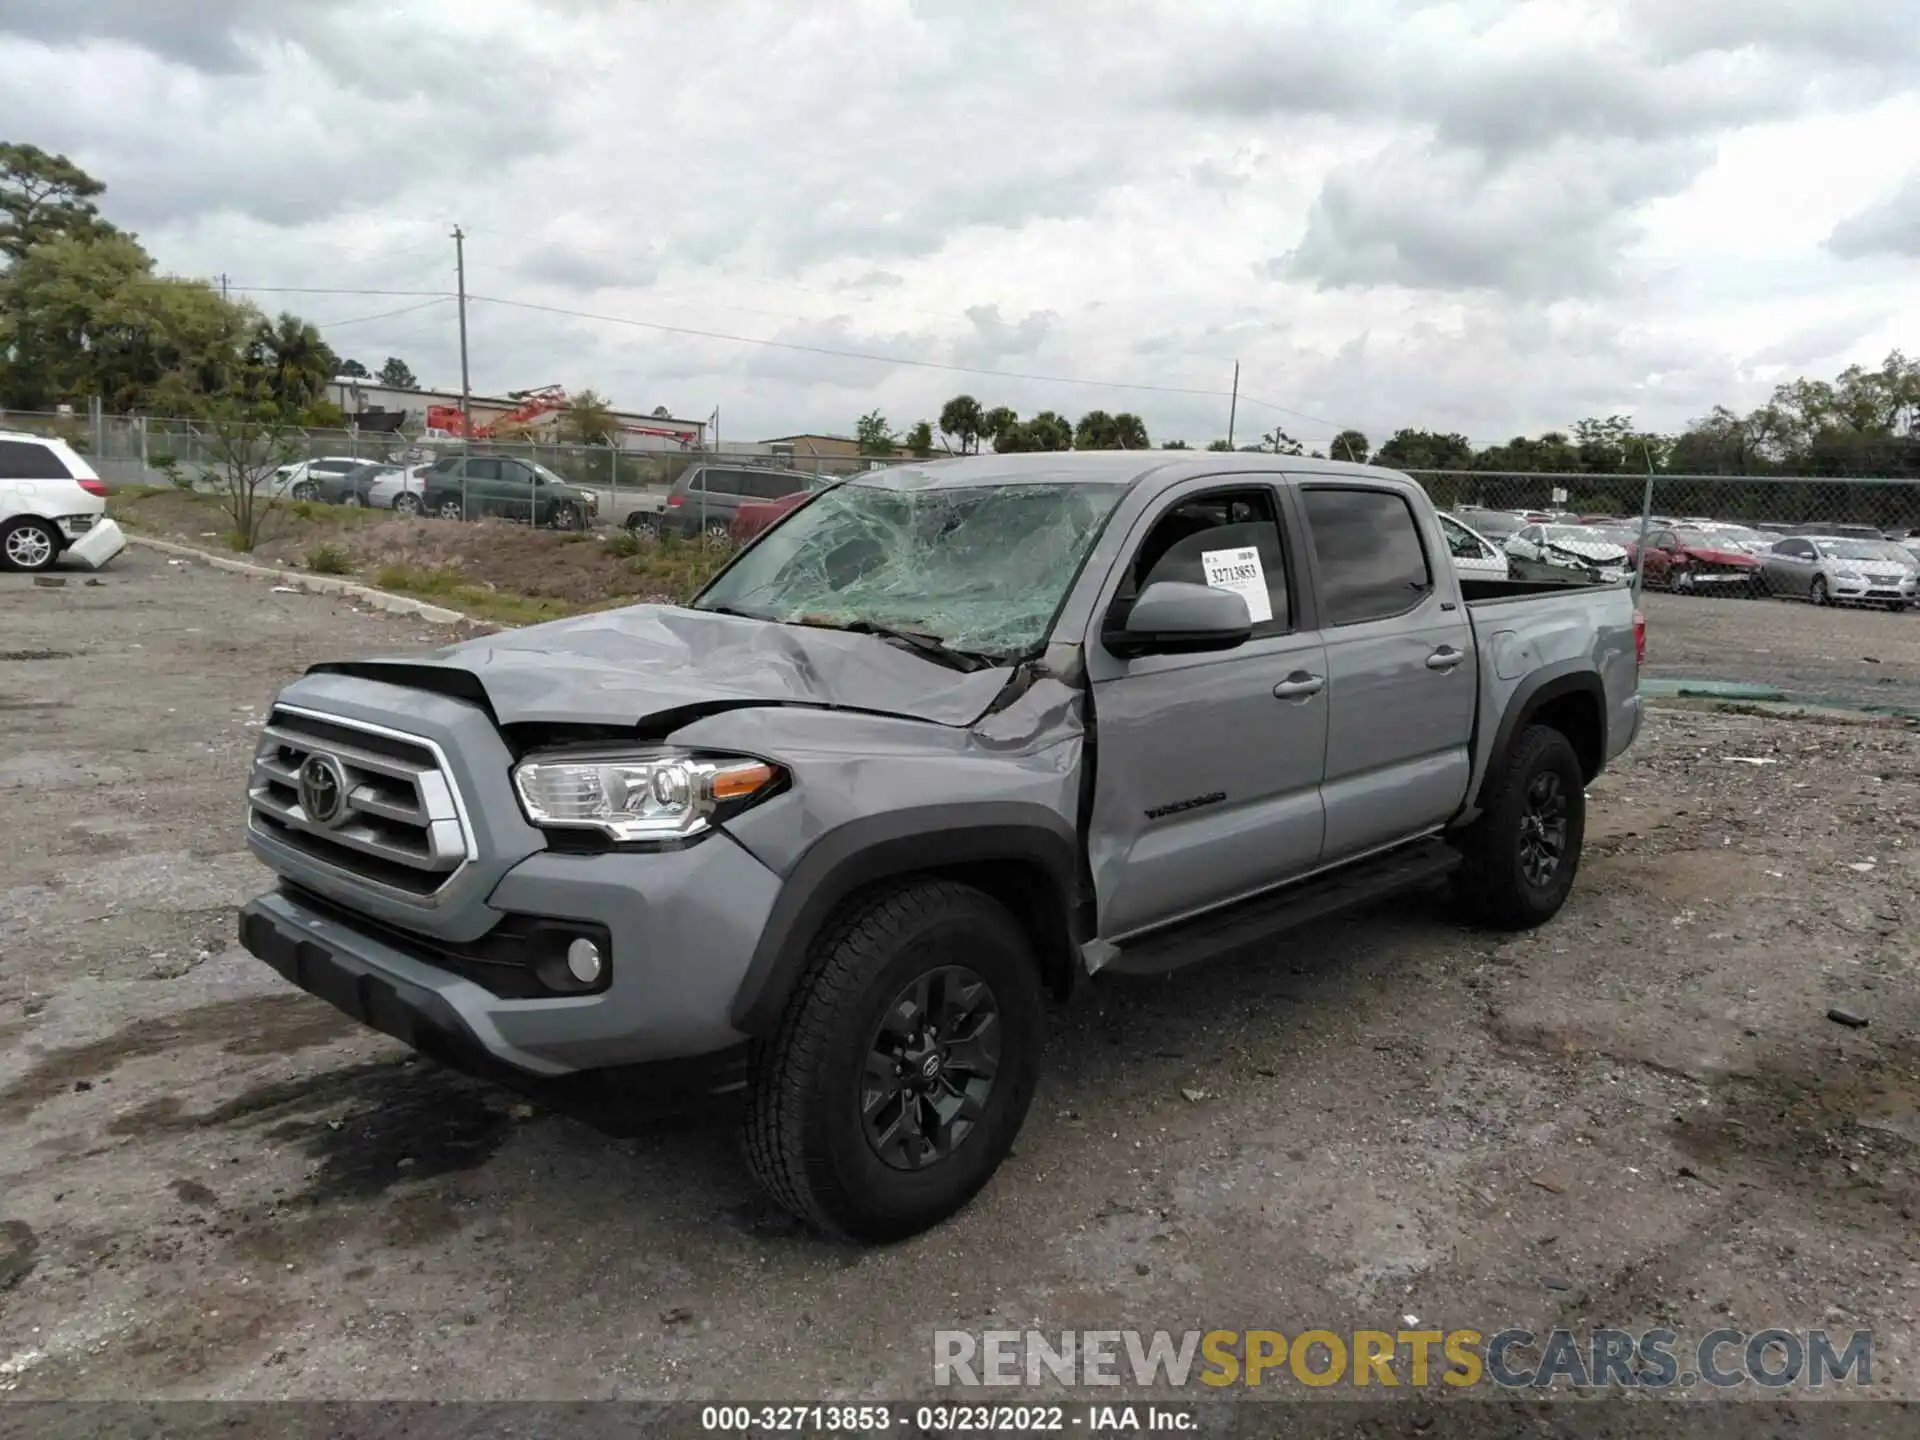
[1272,672,1325,700]
[1426,647,1464,671]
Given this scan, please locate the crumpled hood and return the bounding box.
[1676,544,1759,568]
[315,604,1016,729]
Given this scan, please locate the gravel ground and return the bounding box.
[0,547,1916,1421]
[1641,589,1920,713]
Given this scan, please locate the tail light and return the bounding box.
[77,478,108,497]
[1633,609,1646,666]
[666,494,683,508]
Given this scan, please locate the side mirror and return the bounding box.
[1105,581,1253,657]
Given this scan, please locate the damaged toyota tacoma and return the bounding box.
[239,454,1643,1240]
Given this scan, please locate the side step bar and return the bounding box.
[1102,838,1461,976]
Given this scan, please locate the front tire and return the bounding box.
[1451,724,1586,931]
[1810,576,1829,607]
[1,517,62,573]
[743,880,1044,1242]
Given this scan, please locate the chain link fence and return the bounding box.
[13,400,1917,711]
[1406,469,1920,716]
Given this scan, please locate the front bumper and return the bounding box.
[239,828,786,1077]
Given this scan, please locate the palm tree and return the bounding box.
[1331,429,1371,463]
[939,394,985,453]
[1111,412,1150,449]
[247,312,336,412]
[1075,410,1118,449]
[981,406,1017,450]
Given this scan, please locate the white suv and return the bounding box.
[0,431,123,573]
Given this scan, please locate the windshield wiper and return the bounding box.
[792,617,1000,672]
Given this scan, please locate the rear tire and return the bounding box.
[626,512,661,539]
[437,500,464,521]
[1451,724,1586,931]
[743,880,1044,1242]
[0,517,62,573]
[393,493,422,516]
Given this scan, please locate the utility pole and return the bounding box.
[452,227,472,439]
[1226,361,1240,450]
[219,274,229,302]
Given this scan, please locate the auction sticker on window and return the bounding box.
[1201,547,1272,623]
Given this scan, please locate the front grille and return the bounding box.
[249,706,473,899]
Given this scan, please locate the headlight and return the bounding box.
[512,750,782,842]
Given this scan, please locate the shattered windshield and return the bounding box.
[692,479,1129,659]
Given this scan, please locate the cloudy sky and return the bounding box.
[3,0,1917,448]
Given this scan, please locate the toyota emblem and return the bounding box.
[297,753,350,828]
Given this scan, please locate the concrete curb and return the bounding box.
[127,535,473,626]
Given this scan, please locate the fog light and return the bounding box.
[565,937,604,985]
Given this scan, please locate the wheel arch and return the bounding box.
[729,807,1085,1036]
[1475,665,1607,810]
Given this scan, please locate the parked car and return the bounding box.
[238,452,1643,1241]
[314,461,405,506]
[727,474,842,543]
[1787,522,1887,542]
[627,463,816,543]
[1636,526,1764,595]
[267,456,369,501]
[366,464,432,514]
[1437,512,1510,579]
[1505,524,1632,584]
[1760,536,1920,609]
[419,455,598,529]
[1688,522,1777,558]
[0,430,124,573]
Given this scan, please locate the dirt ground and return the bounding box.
[0,548,1916,1420]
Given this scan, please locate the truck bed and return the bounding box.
[1458,575,1630,605]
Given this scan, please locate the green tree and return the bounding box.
[1374,428,1474,470]
[338,357,370,379]
[0,143,111,262]
[903,419,935,458]
[563,387,620,445]
[1258,426,1304,456]
[1330,429,1370,463]
[1074,410,1125,448]
[938,394,985,454]
[856,409,897,456]
[996,410,1073,453]
[1161,439,1190,449]
[376,356,419,389]
[244,312,336,412]
[0,231,249,410]
[1206,439,1233,452]
[197,395,305,552]
[981,405,1018,450]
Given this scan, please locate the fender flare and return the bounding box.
[728,803,1080,1036]
[1473,663,1607,810]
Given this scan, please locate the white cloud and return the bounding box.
[2,0,1917,445]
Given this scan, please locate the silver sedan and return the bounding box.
[1760,536,1919,609]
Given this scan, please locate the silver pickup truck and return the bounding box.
[238,454,1643,1240]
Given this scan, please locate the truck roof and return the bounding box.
[844,451,1393,491]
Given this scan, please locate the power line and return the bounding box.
[228,285,457,298]
[312,297,455,331]
[465,292,1340,421]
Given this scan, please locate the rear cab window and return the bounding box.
[1301,486,1434,626]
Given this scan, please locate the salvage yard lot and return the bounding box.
[0,550,1916,1410]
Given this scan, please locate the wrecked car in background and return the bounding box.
[1,430,126,573]
[237,453,1642,1242]
[1504,523,1633,585]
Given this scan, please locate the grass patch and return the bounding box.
[630,533,732,596]
[304,542,355,575]
[370,562,578,625]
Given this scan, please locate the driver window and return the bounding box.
[1114,486,1292,635]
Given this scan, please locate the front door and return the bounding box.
[1297,484,1476,860]
[1084,480,1329,939]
